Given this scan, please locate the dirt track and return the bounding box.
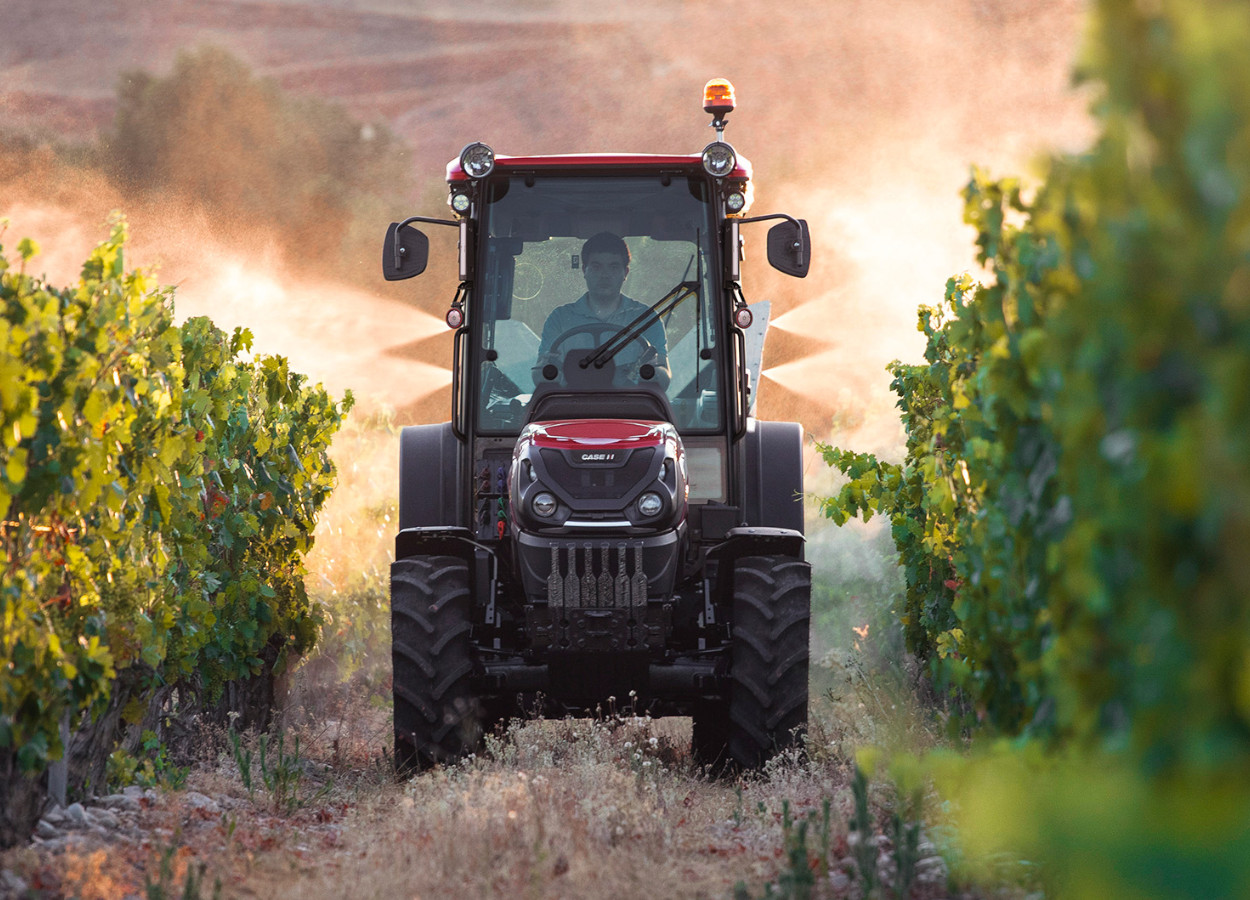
[1,710,970,900]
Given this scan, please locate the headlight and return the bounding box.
[532,491,557,518]
[450,191,471,213]
[701,141,736,178]
[637,492,664,517]
[460,142,495,179]
[725,191,746,213]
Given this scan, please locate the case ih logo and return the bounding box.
[577,451,618,464]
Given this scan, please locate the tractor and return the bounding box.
[383,78,812,772]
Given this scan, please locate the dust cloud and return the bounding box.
[0,0,1093,445]
[0,169,450,418]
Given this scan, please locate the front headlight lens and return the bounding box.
[532,492,557,518]
[460,142,495,179]
[637,492,664,517]
[701,141,736,178]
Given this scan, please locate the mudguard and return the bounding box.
[741,419,804,534]
[398,422,465,530]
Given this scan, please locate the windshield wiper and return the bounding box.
[579,279,700,371]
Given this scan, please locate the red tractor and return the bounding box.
[384,79,812,771]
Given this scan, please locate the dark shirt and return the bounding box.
[536,294,669,369]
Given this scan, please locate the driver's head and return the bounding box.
[581,232,630,308]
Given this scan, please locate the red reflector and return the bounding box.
[446,307,465,329]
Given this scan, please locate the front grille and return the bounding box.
[539,447,656,501]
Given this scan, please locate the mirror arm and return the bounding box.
[397,215,459,228]
[393,215,459,271]
[736,212,805,269]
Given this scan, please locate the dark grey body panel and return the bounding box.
[398,422,465,530]
[741,419,804,534]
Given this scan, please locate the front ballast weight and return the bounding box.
[527,543,668,654]
[545,544,647,609]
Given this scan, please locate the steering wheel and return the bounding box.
[541,322,658,384]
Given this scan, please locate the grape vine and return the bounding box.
[821,0,1250,776]
[0,218,350,797]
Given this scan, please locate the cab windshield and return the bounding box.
[473,174,722,434]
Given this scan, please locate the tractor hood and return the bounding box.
[510,419,687,533]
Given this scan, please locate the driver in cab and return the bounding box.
[534,232,670,389]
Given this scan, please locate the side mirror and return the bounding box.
[382,223,429,281]
[766,218,811,278]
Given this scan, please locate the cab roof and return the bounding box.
[445,152,752,183]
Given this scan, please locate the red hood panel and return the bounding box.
[529,419,671,450]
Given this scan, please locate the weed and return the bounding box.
[228,727,332,813]
[736,798,833,900]
[108,730,189,792]
[228,729,254,797]
[144,843,221,900]
[774,799,817,899]
[887,784,924,898]
[849,765,879,896]
[258,730,302,812]
[817,798,832,880]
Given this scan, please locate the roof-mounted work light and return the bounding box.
[702,141,737,178]
[459,142,495,179]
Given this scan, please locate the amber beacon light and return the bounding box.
[703,78,736,117]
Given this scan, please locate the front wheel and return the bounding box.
[693,555,810,770]
[391,556,482,774]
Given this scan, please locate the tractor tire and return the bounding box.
[392,555,481,774]
[694,555,810,770]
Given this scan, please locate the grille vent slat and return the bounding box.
[539,447,656,501]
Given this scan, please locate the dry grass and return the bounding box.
[0,687,1022,900]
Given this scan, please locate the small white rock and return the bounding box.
[65,802,87,827]
[36,820,61,840]
[99,793,139,811]
[90,808,121,829]
[0,870,29,893]
[915,855,948,883]
[184,791,221,814]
